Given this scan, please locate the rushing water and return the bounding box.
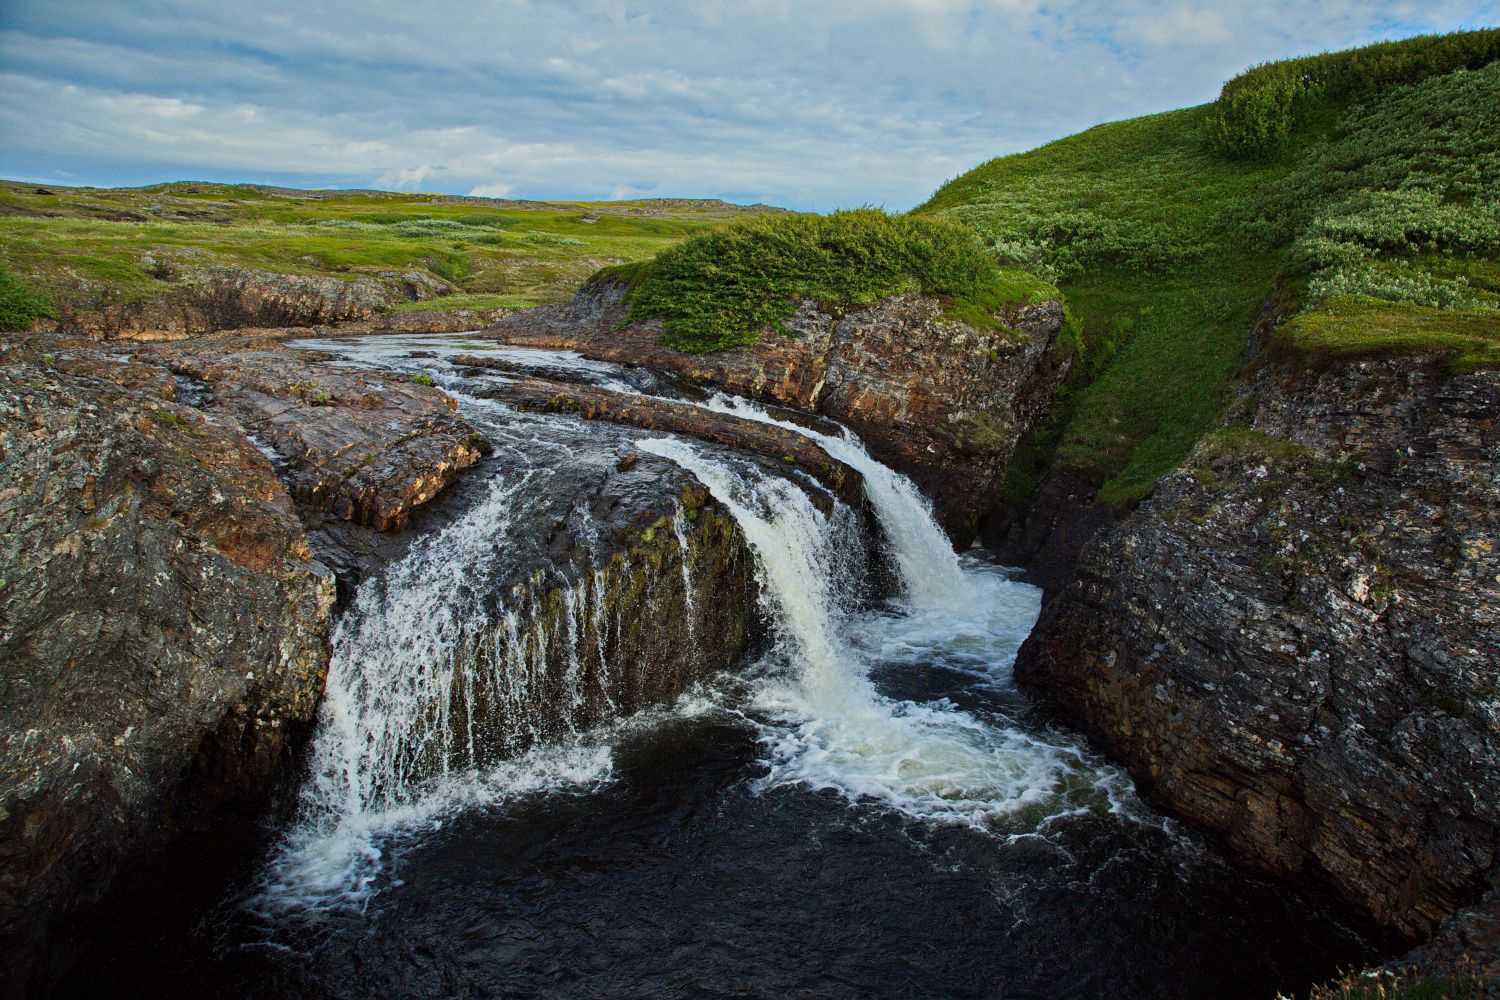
[70,334,1382,999]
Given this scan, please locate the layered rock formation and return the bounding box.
[1015,356,1500,940]
[39,267,483,341]
[466,373,864,506]
[486,277,1068,541]
[157,346,488,531]
[0,347,335,993]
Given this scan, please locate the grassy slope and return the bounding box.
[0,180,779,317]
[917,43,1500,508]
[920,105,1309,505]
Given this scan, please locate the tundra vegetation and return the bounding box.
[0,181,781,322]
[598,208,1059,353]
[914,29,1500,506]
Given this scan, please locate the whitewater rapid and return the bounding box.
[637,436,1129,830]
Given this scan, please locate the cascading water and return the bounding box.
[697,392,970,608]
[637,436,1129,828]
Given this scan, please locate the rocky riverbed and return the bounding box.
[2,276,1496,996]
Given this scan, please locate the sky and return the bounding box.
[0,1,1496,211]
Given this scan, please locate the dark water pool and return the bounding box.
[69,706,1381,1000]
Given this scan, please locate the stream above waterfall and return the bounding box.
[73,334,1383,999]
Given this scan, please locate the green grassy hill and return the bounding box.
[0,180,780,327]
[916,28,1500,508]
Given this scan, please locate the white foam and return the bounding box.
[637,437,1135,833]
[697,392,970,609]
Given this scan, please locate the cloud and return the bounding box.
[0,0,1495,209]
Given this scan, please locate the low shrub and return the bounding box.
[0,266,55,331]
[614,209,1053,353]
[1208,28,1500,158]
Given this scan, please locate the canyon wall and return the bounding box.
[1014,355,1500,941]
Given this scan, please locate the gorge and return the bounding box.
[3,327,1385,998]
[3,27,1498,1000]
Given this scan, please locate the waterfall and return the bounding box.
[673,505,700,657]
[250,336,1132,927]
[637,437,1110,830]
[251,465,621,920]
[697,393,968,608]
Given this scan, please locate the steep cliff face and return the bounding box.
[0,351,336,993]
[1015,356,1499,939]
[487,278,1068,541]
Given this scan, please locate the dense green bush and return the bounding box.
[1255,62,1500,316]
[954,204,1207,283]
[1208,28,1500,158]
[617,209,1052,353]
[0,266,54,331]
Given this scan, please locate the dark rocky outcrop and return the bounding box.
[486,278,1068,541]
[1015,356,1500,940]
[0,349,335,995]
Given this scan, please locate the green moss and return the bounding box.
[410,372,435,386]
[584,259,655,300]
[149,409,198,434]
[1269,295,1500,371]
[616,209,1057,354]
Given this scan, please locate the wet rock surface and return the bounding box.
[486,278,1068,541]
[1,330,878,993]
[0,346,335,995]
[148,345,489,531]
[1015,356,1500,941]
[468,373,864,507]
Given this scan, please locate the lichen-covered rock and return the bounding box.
[0,352,335,993]
[486,279,1067,541]
[1015,357,1500,938]
[157,346,489,531]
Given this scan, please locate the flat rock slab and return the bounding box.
[157,346,489,531]
[471,373,864,507]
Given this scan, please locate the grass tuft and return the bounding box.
[0,264,55,331]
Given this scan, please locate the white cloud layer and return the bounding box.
[0,1,1496,209]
